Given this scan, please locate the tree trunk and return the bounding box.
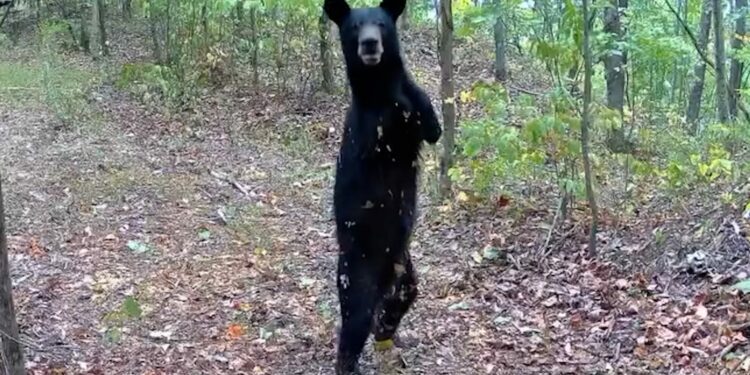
[165,0,173,65]
[79,1,90,53]
[122,0,131,19]
[320,11,334,93]
[92,0,108,56]
[398,3,409,31]
[0,179,25,375]
[714,0,731,122]
[603,0,627,114]
[493,15,508,81]
[687,0,713,133]
[439,0,455,197]
[249,7,259,84]
[582,0,599,256]
[729,0,746,118]
[149,7,163,64]
[201,1,208,43]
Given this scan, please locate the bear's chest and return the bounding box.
[363,107,420,160]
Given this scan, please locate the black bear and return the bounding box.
[323,0,442,373]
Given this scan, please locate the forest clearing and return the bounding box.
[1,0,750,374]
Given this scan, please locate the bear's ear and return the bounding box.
[324,0,350,26]
[379,0,405,20]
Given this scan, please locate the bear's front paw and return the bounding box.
[420,119,442,144]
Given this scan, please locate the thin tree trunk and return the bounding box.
[320,11,334,93]
[250,7,259,84]
[687,0,713,133]
[439,0,455,197]
[0,0,12,30]
[149,7,163,64]
[165,0,172,65]
[0,179,25,375]
[78,0,90,53]
[729,0,746,118]
[603,0,627,114]
[582,0,599,256]
[122,0,131,19]
[714,0,730,122]
[92,0,108,56]
[398,2,409,30]
[494,15,508,81]
[201,0,208,47]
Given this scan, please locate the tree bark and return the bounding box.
[398,2,409,31]
[439,0,455,197]
[122,0,131,19]
[714,0,731,122]
[79,0,90,53]
[493,15,508,81]
[729,0,746,118]
[582,0,599,256]
[92,0,108,56]
[0,179,25,375]
[320,11,335,93]
[603,0,627,114]
[687,0,713,133]
[149,6,163,64]
[249,7,259,84]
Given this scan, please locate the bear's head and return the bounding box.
[324,0,405,70]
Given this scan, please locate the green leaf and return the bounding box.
[493,315,512,325]
[482,245,501,260]
[127,240,151,254]
[449,301,471,311]
[198,228,211,241]
[122,296,143,319]
[300,276,316,287]
[259,327,273,340]
[105,327,122,344]
[731,279,750,293]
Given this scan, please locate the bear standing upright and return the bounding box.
[323,0,442,373]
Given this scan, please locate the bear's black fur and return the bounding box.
[324,0,441,373]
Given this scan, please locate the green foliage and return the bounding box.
[117,62,188,107]
[453,81,588,199]
[102,296,144,344]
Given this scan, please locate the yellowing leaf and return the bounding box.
[459,90,475,103]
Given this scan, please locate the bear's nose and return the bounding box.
[360,38,379,53]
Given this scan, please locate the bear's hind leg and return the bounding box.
[373,250,418,346]
[336,256,380,375]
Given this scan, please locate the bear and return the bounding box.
[323,0,442,373]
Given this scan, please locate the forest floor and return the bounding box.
[2,26,750,375]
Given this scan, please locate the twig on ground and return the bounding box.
[209,169,250,196]
[509,85,542,96]
[719,342,737,362]
[729,321,750,332]
[538,198,563,259]
[730,353,749,374]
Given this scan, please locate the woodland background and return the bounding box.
[1,0,750,373]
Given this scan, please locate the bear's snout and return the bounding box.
[358,24,383,66]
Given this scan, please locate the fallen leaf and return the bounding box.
[227,324,246,339]
[542,296,558,307]
[695,305,708,320]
